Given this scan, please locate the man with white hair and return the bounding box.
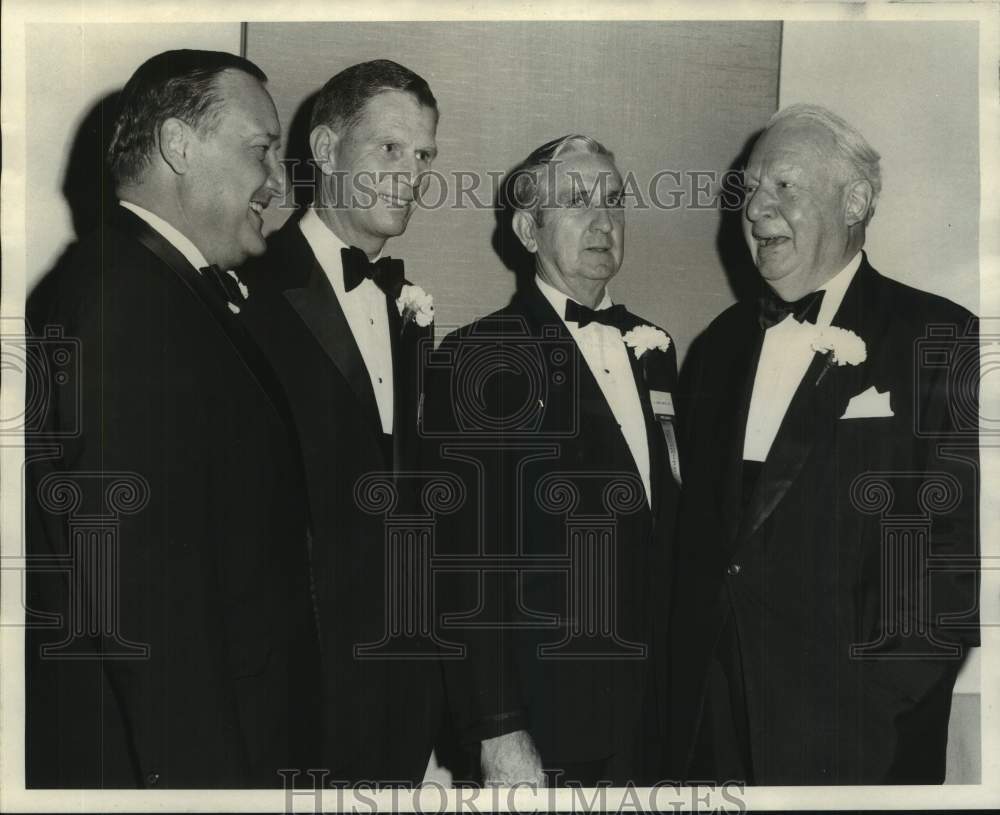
[670,104,979,784]
[425,135,680,786]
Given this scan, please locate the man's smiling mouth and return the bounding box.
[755,235,788,248]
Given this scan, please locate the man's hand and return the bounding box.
[480,729,546,786]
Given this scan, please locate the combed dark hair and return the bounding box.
[309,59,437,136]
[106,49,267,186]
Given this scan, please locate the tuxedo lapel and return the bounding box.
[737,350,834,543]
[283,255,381,441]
[516,287,652,511]
[710,306,765,545]
[114,207,299,440]
[737,257,888,544]
[628,340,669,520]
[386,295,405,471]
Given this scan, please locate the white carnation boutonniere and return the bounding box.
[810,326,867,384]
[622,325,671,359]
[396,284,435,328]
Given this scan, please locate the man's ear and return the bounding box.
[512,210,539,254]
[310,125,340,175]
[844,179,874,227]
[158,117,193,175]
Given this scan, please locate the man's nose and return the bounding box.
[395,150,427,185]
[264,152,286,198]
[744,185,774,222]
[589,205,614,232]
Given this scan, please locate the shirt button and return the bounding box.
[727,563,742,576]
[369,318,374,325]
[146,772,160,785]
[378,377,383,384]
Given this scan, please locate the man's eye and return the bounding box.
[778,180,794,190]
[381,143,399,154]
[252,145,268,160]
[607,194,625,209]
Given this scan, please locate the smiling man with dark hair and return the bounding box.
[26,49,319,788]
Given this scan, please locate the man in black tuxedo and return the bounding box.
[671,104,979,784]
[25,50,320,787]
[423,135,680,786]
[239,60,442,784]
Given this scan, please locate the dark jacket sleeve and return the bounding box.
[421,330,529,745]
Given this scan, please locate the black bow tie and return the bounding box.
[201,264,245,306]
[564,300,630,331]
[757,288,825,330]
[341,246,405,298]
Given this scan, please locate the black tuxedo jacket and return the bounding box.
[25,206,320,788]
[240,218,442,784]
[423,284,680,776]
[670,255,979,784]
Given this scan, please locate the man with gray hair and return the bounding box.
[424,135,681,786]
[670,104,979,784]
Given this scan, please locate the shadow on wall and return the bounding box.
[714,129,765,308]
[490,161,535,303]
[282,89,320,213]
[63,91,121,240]
[678,130,764,402]
[30,91,122,304]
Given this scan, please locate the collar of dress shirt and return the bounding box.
[813,251,863,326]
[534,274,613,329]
[299,207,384,296]
[119,200,210,272]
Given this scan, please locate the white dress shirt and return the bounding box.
[119,200,209,272]
[535,276,652,505]
[743,252,862,462]
[299,208,395,434]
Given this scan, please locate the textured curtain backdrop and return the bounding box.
[245,21,781,361]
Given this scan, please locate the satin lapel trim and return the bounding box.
[629,349,665,518]
[737,260,884,544]
[120,208,290,415]
[518,287,652,514]
[720,314,765,545]
[118,207,206,299]
[737,349,834,543]
[386,294,404,472]
[283,261,381,437]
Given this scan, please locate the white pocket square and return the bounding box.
[840,385,893,419]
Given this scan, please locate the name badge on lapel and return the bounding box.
[650,390,675,418]
[650,390,681,486]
